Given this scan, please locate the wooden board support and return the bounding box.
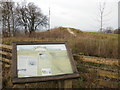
[58,80,72,89]
[64,80,72,89]
[58,80,64,89]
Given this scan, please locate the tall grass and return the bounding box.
[2,27,118,59]
[70,37,118,59]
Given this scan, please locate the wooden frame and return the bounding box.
[12,41,79,84]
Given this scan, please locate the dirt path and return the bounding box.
[67,28,76,37]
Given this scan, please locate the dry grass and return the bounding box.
[2,55,119,88]
[73,55,119,88]
[2,27,118,59]
[1,27,119,88]
[1,49,119,88]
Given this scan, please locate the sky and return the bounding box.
[118,2,120,28]
[3,0,120,32]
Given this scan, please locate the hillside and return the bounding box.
[2,27,118,59]
[33,27,118,39]
[1,27,119,88]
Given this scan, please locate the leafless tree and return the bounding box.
[0,1,15,37]
[10,2,15,36]
[26,3,48,34]
[16,2,48,35]
[99,2,106,32]
[96,2,113,33]
[15,3,28,34]
[104,27,114,33]
[1,1,48,37]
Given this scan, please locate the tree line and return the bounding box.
[101,27,120,34]
[0,1,48,37]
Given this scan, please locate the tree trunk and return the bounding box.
[11,12,14,37]
[7,15,11,37]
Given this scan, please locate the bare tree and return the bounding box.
[1,1,48,36]
[15,3,28,34]
[0,1,15,37]
[104,27,114,33]
[10,2,15,36]
[26,3,48,34]
[16,2,48,35]
[0,2,9,36]
[99,2,106,32]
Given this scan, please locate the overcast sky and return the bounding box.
[13,0,119,32]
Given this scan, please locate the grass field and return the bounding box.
[1,53,119,88]
[1,27,119,88]
[2,27,118,59]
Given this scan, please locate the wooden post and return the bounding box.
[58,80,72,89]
[64,80,72,89]
[58,80,64,89]
[13,84,25,88]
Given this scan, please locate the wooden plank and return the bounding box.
[0,62,2,66]
[83,57,118,66]
[73,55,118,66]
[0,57,11,64]
[64,80,72,89]
[1,48,12,53]
[0,62,10,68]
[0,44,12,50]
[12,73,79,84]
[88,68,118,79]
[58,80,72,89]
[0,51,12,57]
[58,80,64,89]
[98,70,118,79]
[98,79,118,88]
[12,81,57,88]
[84,64,118,72]
[13,84,25,88]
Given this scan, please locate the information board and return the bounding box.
[12,41,79,83]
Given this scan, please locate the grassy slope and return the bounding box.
[1,27,119,88]
[2,27,118,59]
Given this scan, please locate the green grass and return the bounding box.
[88,32,118,37]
